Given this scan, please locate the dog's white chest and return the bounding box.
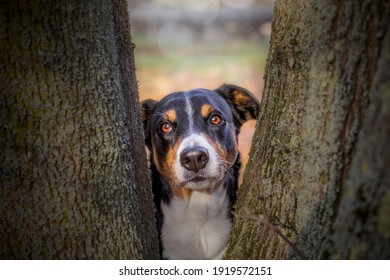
[161,187,232,259]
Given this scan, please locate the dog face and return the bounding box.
[141,84,259,191]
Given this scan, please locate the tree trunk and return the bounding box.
[226,0,390,259]
[0,0,159,259]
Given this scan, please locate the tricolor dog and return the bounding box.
[141,84,259,259]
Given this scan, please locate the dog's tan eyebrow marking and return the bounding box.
[165,109,177,123]
[201,104,215,118]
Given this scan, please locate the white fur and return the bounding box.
[174,134,221,189]
[161,185,231,259]
[185,95,194,131]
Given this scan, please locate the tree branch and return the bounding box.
[233,207,307,260]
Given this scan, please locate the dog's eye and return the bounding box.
[209,114,223,125]
[161,122,173,133]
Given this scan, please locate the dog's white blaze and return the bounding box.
[185,95,194,131]
[161,185,231,259]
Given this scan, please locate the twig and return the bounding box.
[233,207,307,260]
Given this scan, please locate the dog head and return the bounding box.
[141,84,259,191]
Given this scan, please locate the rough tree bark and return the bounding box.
[0,0,159,259]
[226,0,390,259]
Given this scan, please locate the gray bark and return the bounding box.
[226,0,390,259]
[0,0,159,259]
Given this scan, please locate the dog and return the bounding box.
[141,84,259,259]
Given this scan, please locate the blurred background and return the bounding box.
[128,0,274,180]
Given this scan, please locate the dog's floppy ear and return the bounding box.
[141,99,157,126]
[214,84,260,127]
[141,99,158,146]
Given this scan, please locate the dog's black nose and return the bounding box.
[180,147,209,173]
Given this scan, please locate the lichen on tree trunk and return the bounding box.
[226,0,390,259]
[0,0,159,259]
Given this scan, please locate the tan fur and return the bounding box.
[165,109,177,123]
[201,104,215,118]
[153,138,182,186]
[171,187,192,202]
[232,90,254,120]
